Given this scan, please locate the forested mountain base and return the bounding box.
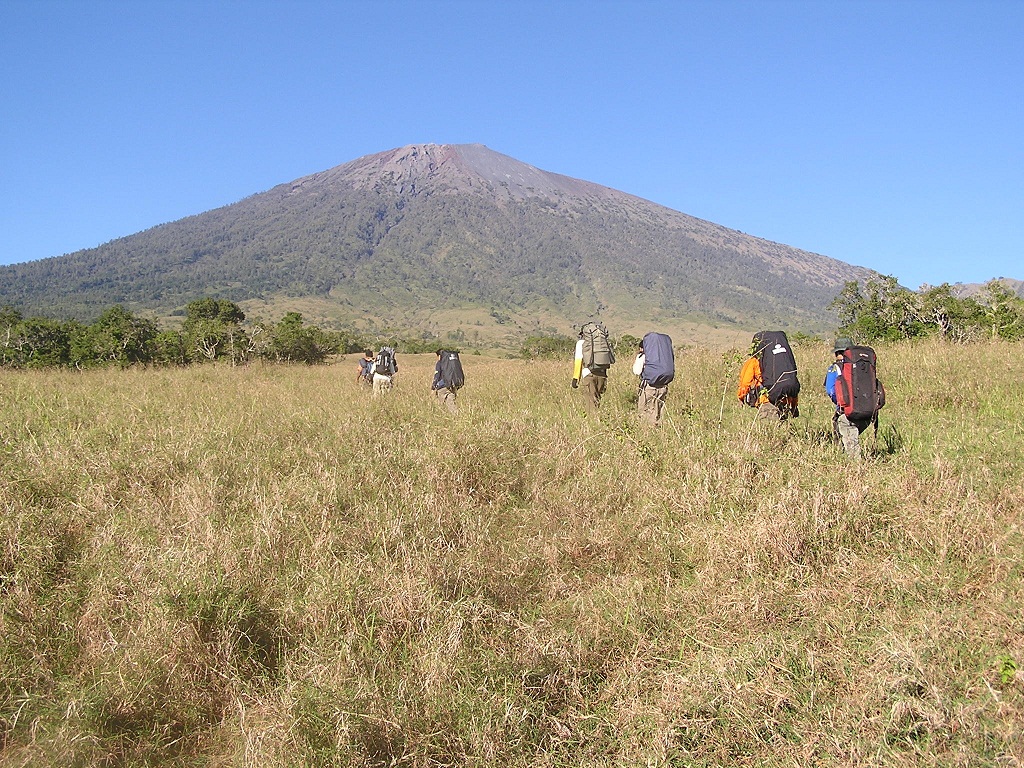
[1,339,1021,766]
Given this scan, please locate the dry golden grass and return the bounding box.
[1,339,1022,766]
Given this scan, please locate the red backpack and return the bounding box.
[835,345,885,421]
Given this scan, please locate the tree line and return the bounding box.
[4,277,1021,370]
[517,277,1024,361]
[831,276,1024,342]
[0,298,436,369]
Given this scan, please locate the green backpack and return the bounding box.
[580,321,614,368]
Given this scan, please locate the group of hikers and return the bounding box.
[355,345,465,413]
[571,321,675,428]
[734,330,886,459]
[572,322,885,459]
[354,323,886,460]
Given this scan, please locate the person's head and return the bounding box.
[363,349,373,359]
[833,337,852,359]
[436,349,443,358]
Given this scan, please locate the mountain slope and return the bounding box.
[951,278,1024,300]
[0,144,875,342]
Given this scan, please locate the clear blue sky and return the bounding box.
[1,0,1021,290]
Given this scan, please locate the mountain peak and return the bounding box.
[291,143,607,201]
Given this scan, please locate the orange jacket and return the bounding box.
[738,356,800,412]
[737,357,766,406]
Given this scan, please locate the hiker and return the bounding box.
[355,349,374,385]
[737,331,800,421]
[632,332,674,426]
[824,337,885,460]
[432,349,464,413]
[572,321,614,418]
[371,345,398,397]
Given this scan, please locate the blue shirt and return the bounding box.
[824,362,841,406]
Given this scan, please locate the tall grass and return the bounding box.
[1,338,1021,766]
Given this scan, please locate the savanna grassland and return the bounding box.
[1,339,1022,767]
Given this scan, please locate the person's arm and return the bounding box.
[632,353,645,377]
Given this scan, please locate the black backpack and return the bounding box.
[580,321,614,368]
[836,345,885,421]
[374,347,396,376]
[438,350,465,390]
[751,331,800,404]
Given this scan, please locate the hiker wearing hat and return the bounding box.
[824,337,872,459]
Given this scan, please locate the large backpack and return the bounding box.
[374,346,397,376]
[640,332,674,387]
[835,345,885,421]
[751,331,800,405]
[580,321,615,368]
[438,350,465,390]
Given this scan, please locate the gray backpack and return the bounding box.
[580,321,614,368]
[374,347,397,375]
